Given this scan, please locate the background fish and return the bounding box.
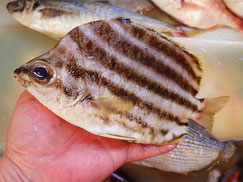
[151,0,243,31]
[135,119,243,181]
[6,0,185,39]
[91,0,155,14]
[223,0,243,19]
[14,18,228,144]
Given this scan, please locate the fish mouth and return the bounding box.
[7,0,26,14]
[14,66,29,87]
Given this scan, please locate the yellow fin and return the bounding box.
[198,96,229,133]
[101,133,136,142]
[91,97,134,116]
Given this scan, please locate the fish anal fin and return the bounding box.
[90,97,134,116]
[101,133,136,142]
[197,96,229,133]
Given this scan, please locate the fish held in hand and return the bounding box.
[6,0,184,39]
[14,18,228,144]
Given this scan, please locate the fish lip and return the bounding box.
[14,72,26,87]
[14,66,29,87]
[6,1,26,14]
[14,66,28,75]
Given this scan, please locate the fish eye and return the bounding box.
[33,67,47,80]
[29,61,53,84]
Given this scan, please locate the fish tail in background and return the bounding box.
[220,0,243,32]
[224,12,243,32]
[197,96,229,133]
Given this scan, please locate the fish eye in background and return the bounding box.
[0,0,57,155]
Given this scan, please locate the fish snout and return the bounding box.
[6,1,26,14]
[14,66,29,87]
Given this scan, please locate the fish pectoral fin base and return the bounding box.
[100,133,136,142]
[90,97,134,116]
[198,96,229,133]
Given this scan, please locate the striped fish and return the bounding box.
[6,0,185,39]
[14,18,228,144]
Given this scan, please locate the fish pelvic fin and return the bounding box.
[100,133,136,142]
[197,96,229,133]
[90,96,134,116]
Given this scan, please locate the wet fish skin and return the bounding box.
[91,0,155,14]
[151,0,243,31]
[135,119,243,181]
[14,19,226,144]
[6,0,185,39]
[223,0,243,19]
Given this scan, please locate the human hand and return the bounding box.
[0,91,176,182]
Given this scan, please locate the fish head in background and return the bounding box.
[6,0,74,39]
[7,0,41,21]
[7,0,186,39]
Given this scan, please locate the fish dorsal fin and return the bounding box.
[90,96,134,116]
[95,0,155,13]
[197,96,229,133]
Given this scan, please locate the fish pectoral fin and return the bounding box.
[197,96,229,134]
[90,97,134,116]
[101,133,136,142]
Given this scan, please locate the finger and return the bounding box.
[126,143,177,162]
[7,90,77,156]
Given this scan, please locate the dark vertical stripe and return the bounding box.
[91,20,199,95]
[68,26,189,125]
[78,23,199,111]
[72,27,198,111]
[115,19,202,85]
[84,68,186,126]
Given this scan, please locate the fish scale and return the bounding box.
[14,18,228,144]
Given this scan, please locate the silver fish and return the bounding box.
[90,0,155,14]
[14,18,228,144]
[151,0,243,31]
[135,119,243,181]
[6,0,185,39]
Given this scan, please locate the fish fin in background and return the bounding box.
[90,97,134,116]
[197,96,229,133]
[99,0,155,14]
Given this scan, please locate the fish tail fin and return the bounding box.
[198,96,229,133]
